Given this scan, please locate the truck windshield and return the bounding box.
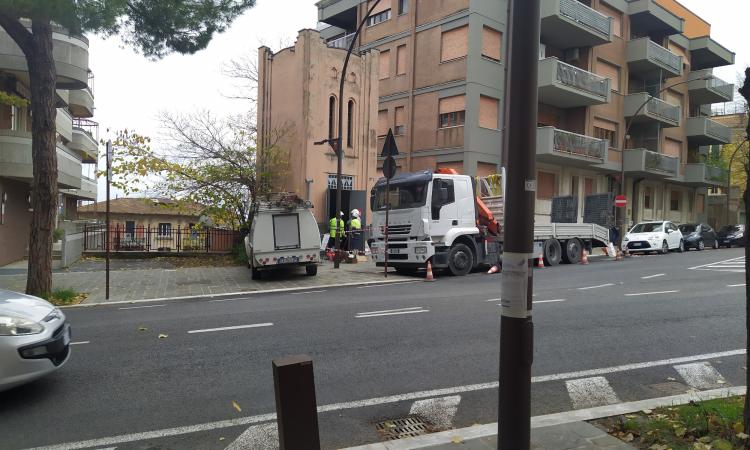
[371,182,429,211]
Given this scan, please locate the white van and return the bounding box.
[245,195,321,279]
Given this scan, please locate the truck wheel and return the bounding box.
[305,265,318,276]
[543,239,562,266]
[251,265,262,280]
[561,239,582,264]
[395,266,419,276]
[448,243,474,276]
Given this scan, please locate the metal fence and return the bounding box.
[646,96,681,123]
[553,129,607,160]
[646,39,682,74]
[83,225,242,254]
[559,0,611,36]
[644,150,679,175]
[555,59,610,98]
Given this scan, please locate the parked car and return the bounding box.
[623,221,684,254]
[0,289,71,392]
[716,224,746,248]
[678,223,719,250]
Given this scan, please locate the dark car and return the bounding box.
[678,223,718,250]
[716,224,746,248]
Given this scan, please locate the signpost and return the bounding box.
[105,140,112,301]
[381,129,399,278]
[615,195,627,208]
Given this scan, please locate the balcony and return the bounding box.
[688,70,734,105]
[682,163,728,187]
[62,176,97,201]
[536,127,608,167]
[690,37,735,71]
[538,57,610,108]
[623,148,679,179]
[0,22,89,89]
[317,0,358,30]
[627,0,684,36]
[56,108,73,142]
[624,92,681,128]
[627,38,682,78]
[327,33,355,50]
[70,128,98,163]
[540,0,612,48]
[685,117,732,146]
[0,130,82,189]
[68,88,94,118]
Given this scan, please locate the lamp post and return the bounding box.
[617,76,712,254]
[727,139,749,226]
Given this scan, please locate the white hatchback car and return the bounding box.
[623,221,685,254]
[0,289,71,392]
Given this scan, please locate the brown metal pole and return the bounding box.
[384,175,390,278]
[499,0,540,448]
[105,140,111,301]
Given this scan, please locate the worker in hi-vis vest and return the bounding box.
[328,211,345,249]
[348,209,362,251]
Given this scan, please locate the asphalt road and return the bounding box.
[1,248,747,450]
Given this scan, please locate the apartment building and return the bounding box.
[316,0,735,227]
[0,23,98,266]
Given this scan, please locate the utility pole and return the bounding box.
[498,0,540,448]
[105,140,112,301]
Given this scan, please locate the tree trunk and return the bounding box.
[25,20,57,297]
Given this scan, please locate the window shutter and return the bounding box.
[441,26,469,62]
[439,95,466,114]
[378,110,388,136]
[664,138,682,158]
[396,45,407,75]
[379,50,390,80]
[482,26,502,61]
[479,96,499,129]
[595,59,620,92]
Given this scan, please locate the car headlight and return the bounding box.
[735,233,744,239]
[623,237,629,242]
[415,246,428,254]
[0,315,44,336]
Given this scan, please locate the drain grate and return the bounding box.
[376,417,430,440]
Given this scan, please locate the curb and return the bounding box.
[341,386,746,450]
[59,278,416,309]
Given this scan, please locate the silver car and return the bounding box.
[0,289,71,392]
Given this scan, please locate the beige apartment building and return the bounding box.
[316,0,735,227]
[257,29,379,225]
[0,22,98,266]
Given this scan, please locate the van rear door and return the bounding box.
[273,214,301,250]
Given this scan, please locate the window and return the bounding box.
[396,45,407,75]
[0,191,5,225]
[438,95,466,128]
[599,2,622,37]
[398,0,408,15]
[665,90,683,117]
[431,179,455,220]
[0,104,17,130]
[670,190,680,211]
[394,106,406,135]
[644,186,653,209]
[482,26,502,61]
[593,117,618,148]
[479,95,499,129]
[379,49,390,80]
[347,100,355,148]
[328,96,336,140]
[378,109,388,137]
[328,174,354,190]
[595,59,620,92]
[440,25,468,62]
[537,171,556,200]
[158,223,172,237]
[368,9,391,26]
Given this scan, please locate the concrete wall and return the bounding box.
[0,177,31,266]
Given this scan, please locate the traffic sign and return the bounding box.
[614,195,627,208]
[381,128,399,157]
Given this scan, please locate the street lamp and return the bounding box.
[726,139,748,225]
[616,75,712,254]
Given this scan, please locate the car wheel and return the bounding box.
[543,239,562,266]
[678,240,685,253]
[697,240,705,251]
[448,243,474,276]
[661,240,669,255]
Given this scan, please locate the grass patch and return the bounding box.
[596,396,749,449]
[48,288,87,306]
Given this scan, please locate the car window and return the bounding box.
[720,225,742,233]
[630,222,663,233]
[679,224,696,233]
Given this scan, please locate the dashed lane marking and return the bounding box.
[674,362,727,390]
[355,306,429,318]
[533,299,566,304]
[625,290,679,297]
[728,284,746,287]
[641,273,665,279]
[70,341,90,346]
[565,377,620,409]
[187,323,274,334]
[577,283,615,290]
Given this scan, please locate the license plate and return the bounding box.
[724,240,730,244]
[62,327,71,346]
[631,243,642,247]
[388,248,401,254]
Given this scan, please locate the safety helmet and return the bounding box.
[351,209,360,218]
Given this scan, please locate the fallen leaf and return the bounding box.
[158,333,168,339]
[232,401,242,413]
[642,409,653,414]
[738,432,750,440]
[626,414,637,419]
[667,377,677,381]
[674,426,687,438]
[733,422,744,434]
[717,379,726,384]
[451,437,462,444]
[219,437,225,441]
[622,433,635,442]
[138,326,148,331]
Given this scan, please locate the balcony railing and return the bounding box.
[552,128,607,160]
[707,165,728,183]
[554,59,610,98]
[559,0,611,37]
[644,96,681,123]
[327,33,355,50]
[705,118,729,140]
[645,39,681,74]
[644,150,679,175]
[73,118,99,141]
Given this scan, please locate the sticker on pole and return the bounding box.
[614,195,627,208]
[500,252,531,318]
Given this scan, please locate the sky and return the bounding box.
[86,0,749,199]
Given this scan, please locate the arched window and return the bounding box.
[347,100,355,148]
[328,96,337,140]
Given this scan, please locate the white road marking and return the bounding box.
[290,290,327,295]
[355,309,429,318]
[27,348,747,450]
[207,297,251,303]
[187,323,273,334]
[674,362,727,390]
[356,281,421,289]
[625,290,679,297]
[577,283,614,290]
[565,377,620,409]
[641,273,665,279]
[225,423,278,450]
[728,284,746,287]
[533,299,566,304]
[485,298,501,302]
[689,256,746,272]
[118,304,166,310]
[70,341,90,346]
[409,395,461,430]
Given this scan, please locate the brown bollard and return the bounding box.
[273,355,321,450]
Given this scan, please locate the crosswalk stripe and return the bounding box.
[674,363,727,390]
[409,395,461,430]
[225,422,278,450]
[565,377,620,410]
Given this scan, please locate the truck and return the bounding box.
[245,194,321,280]
[368,169,611,276]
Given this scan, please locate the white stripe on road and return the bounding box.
[356,281,421,289]
[26,348,747,450]
[357,306,424,315]
[408,395,461,430]
[729,284,746,287]
[485,298,501,302]
[355,310,429,318]
[187,323,273,334]
[225,423,278,450]
[689,256,746,270]
[118,304,166,310]
[290,290,327,295]
[70,341,90,346]
[625,290,679,297]
[674,362,727,390]
[641,273,665,279]
[577,283,614,290]
[533,299,566,304]
[565,377,620,410]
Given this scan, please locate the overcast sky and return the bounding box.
[87,0,748,199]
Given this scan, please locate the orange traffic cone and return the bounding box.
[537,252,545,268]
[425,261,436,282]
[487,265,501,274]
[581,249,589,265]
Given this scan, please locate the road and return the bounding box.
[0,249,747,449]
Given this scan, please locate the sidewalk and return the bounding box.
[0,258,411,304]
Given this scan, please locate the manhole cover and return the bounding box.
[376,417,430,440]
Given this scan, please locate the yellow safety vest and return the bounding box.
[329,218,345,237]
[350,218,362,230]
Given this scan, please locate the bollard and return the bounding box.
[273,355,321,450]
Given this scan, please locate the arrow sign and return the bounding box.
[381,128,399,158]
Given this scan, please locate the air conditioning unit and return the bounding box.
[564,48,580,63]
